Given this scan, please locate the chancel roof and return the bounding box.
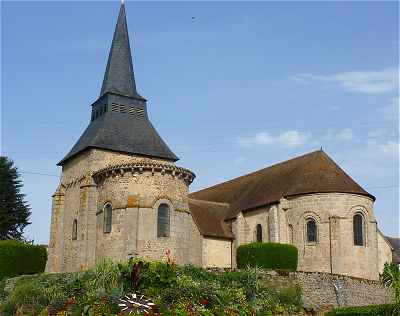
[385,236,400,264]
[59,3,177,165]
[189,199,234,240]
[189,150,375,221]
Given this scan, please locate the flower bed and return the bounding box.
[0,258,303,316]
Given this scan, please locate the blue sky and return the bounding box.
[2,1,399,244]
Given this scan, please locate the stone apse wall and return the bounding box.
[232,193,392,280]
[46,148,201,273]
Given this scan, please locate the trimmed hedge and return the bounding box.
[237,242,298,271]
[325,304,399,316]
[0,240,47,280]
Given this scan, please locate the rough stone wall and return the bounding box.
[202,269,393,308]
[45,186,65,272]
[95,165,201,266]
[377,231,393,273]
[202,237,232,268]
[286,193,379,280]
[46,148,202,272]
[292,272,393,307]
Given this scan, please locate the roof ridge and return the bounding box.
[189,198,230,207]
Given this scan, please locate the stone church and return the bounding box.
[46,3,396,281]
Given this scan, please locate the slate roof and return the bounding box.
[100,3,143,99]
[385,236,400,264]
[189,150,375,221]
[58,3,177,165]
[189,199,234,240]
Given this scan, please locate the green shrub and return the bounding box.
[237,242,298,271]
[0,240,47,280]
[140,261,177,289]
[325,303,399,316]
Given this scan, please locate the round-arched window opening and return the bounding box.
[103,203,113,233]
[72,219,78,240]
[306,218,317,243]
[157,203,170,238]
[353,213,365,246]
[288,224,294,244]
[256,224,263,242]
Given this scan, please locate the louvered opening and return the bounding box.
[137,108,145,118]
[111,103,119,112]
[119,104,127,113]
[110,103,145,118]
[128,106,136,115]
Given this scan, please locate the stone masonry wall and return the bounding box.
[231,193,392,281]
[95,164,201,266]
[292,272,393,307]
[46,148,202,272]
[202,237,232,268]
[286,193,380,280]
[377,231,393,274]
[203,270,393,308]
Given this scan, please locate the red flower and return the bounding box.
[199,298,209,306]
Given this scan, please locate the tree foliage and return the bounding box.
[0,157,31,240]
[382,262,400,304]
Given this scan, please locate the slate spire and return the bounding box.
[58,2,178,165]
[100,2,142,99]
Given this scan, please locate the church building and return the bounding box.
[46,3,395,281]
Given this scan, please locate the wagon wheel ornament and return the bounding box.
[118,293,156,314]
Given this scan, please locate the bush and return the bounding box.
[0,240,47,280]
[237,242,298,271]
[325,304,399,316]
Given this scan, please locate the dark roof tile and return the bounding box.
[189,150,374,220]
[189,199,234,239]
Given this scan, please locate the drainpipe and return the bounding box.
[329,217,333,275]
[230,240,233,270]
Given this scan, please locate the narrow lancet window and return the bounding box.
[103,203,112,233]
[72,219,77,240]
[288,224,294,243]
[157,204,170,237]
[306,218,317,243]
[353,213,365,246]
[256,224,263,242]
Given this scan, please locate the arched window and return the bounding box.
[306,218,317,243]
[353,213,365,246]
[72,219,77,240]
[103,203,112,233]
[288,224,294,244]
[157,203,170,237]
[256,224,263,242]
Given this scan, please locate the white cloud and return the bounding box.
[322,128,354,142]
[377,141,399,157]
[238,130,310,148]
[291,67,398,94]
[336,128,354,141]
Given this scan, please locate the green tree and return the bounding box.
[0,157,31,240]
[382,262,400,304]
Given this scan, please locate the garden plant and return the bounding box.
[0,256,303,316]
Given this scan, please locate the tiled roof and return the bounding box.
[189,199,234,239]
[190,150,374,220]
[385,236,400,264]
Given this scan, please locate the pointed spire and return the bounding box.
[100,2,141,98]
